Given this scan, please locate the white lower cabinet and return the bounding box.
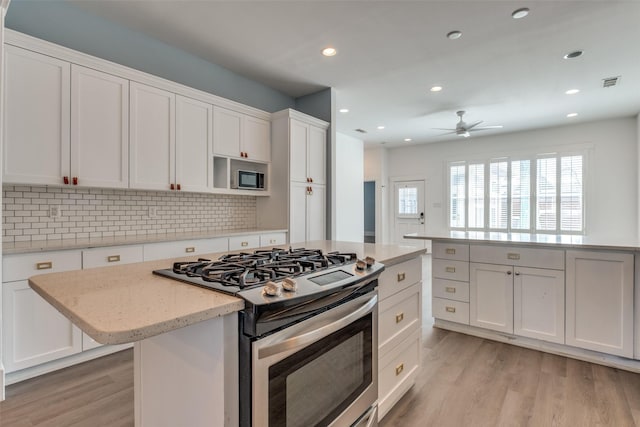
[259,232,286,247]
[470,262,514,334]
[377,256,422,421]
[566,250,634,358]
[143,238,229,261]
[228,235,260,251]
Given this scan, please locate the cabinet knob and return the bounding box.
[245,152,249,158]
[395,363,404,376]
[36,261,53,270]
[445,266,456,273]
[445,286,456,293]
[72,177,78,185]
[397,272,406,282]
[185,247,195,253]
[515,272,521,276]
[107,255,121,263]
[507,270,512,275]
[241,241,249,247]
[395,313,404,323]
[177,184,181,191]
[63,176,69,185]
[170,183,175,190]
[309,177,313,183]
[445,248,456,255]
[507,253,521,260]
[445,306,456,313]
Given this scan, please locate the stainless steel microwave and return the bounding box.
[235,170,265,190]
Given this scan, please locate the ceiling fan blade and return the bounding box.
[432,128,456,131]
[438,131,458,135]
[466,121,484,130]
[472,125,504,130]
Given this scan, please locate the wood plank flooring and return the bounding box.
[1,255,639,426]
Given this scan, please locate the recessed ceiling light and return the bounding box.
[377,126,385,130]
[565,89,580,95]
[446,31,462,40]
[564,50,584,59]
[404,138,412,142]
[567,112,579,118]
[512,7,530,19]
[430,86,443,92]
[339,108,349,113]
[321,47,337,57]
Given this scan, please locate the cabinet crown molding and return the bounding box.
[272,108,330,129]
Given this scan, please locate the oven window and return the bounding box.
[268,314,373,427]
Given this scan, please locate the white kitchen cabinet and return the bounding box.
[289,118,326,185]
[470,262,514,334]
[3,45,71,185]
[513,267,565,344]
[213,106,270,162]
[259,232,286,247]
[289,182,325,243]
[129,82,176,191]
[71,65,129,188]
[431,242,470,325]
[143,238,229,262]
[228,235,260,251]
[566,250,634,358]
[176,95,213,192]
[2,250,83,373]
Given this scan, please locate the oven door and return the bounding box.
[252,292,378,427]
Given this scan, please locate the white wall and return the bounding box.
[364,146,389,243]
[335,132,364,242]
[386,116,638,240]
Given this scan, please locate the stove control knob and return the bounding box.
[356,259,366,271]
[282,278,297,292]
[263,281,280,297]
[365,256,375,268]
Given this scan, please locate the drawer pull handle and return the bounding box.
[445,306,456,313]
[445,286,456,293]
[36,261,53,270]
[395,363,404,376]
[107,255,120,263]
[445,266,456,273]
[445,248,456,255]
[185,247,195,253]
[395,313,404,323]
[397,272,406,282]
[507,253,520,260]
[241,241,249,247]
[270,239,276,244]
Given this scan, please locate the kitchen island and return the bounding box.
[405,231,640,372]
[27,240,426,426]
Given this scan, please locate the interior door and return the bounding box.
[393,180,425,246]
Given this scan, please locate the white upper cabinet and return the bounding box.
[213,106,270,162]
[289,119,326,185]
[176,95,213,192]
[3,45,71,185]
[71,65,129,188]
[129,82,176,191]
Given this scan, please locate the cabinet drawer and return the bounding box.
[229,235,261,251]
[432,258,469,282]
[378,257,422,301]
[470,245,564,270]
[432,297,469,324]
[433,242,469,261]
[83,245,143,268]
[143,238,228,261]
[259,232,286,247]
[378,329,420,420]
[433,278,469,302]
[3,251,82,282]
[379,283,421,357]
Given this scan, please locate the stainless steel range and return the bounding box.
[153,247,383,427]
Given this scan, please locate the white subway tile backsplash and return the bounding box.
[3,185,257,242]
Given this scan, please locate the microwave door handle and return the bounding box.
[257,293,377,360]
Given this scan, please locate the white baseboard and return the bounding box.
[434,319,640,373]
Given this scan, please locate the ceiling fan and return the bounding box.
[434,110,503,138]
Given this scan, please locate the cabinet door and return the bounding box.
[176,95,213,192]
[306,184,326,241]
[566,250,634,357]
[229,235,261,251]
[289,120,308,183]
[130,82,175,190]
[470,262,513,333]
[514,267,565,344]
[2,280,82,373]
[289,182,308,244]
[71,65,129,188]
[213,106,242,158]
[307,125,326,185]
[243,116,270,162]
[3,45,71,185]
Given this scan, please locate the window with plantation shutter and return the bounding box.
[448,152,584,234]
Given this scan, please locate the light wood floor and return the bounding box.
[1,256,639,427]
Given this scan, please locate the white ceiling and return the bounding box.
[69,0,640,147]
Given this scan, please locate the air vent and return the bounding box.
[355,128,367,134]
[602,76,620,88]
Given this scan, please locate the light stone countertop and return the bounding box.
[405,231,640,252]
[3,228,288,254]
[28,240,426,345]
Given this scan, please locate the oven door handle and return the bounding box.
[258,293,377,360]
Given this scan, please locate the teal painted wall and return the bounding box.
[5,0,295,112]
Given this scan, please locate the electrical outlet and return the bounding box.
[148,206,158,218]
[49,205,61,219]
